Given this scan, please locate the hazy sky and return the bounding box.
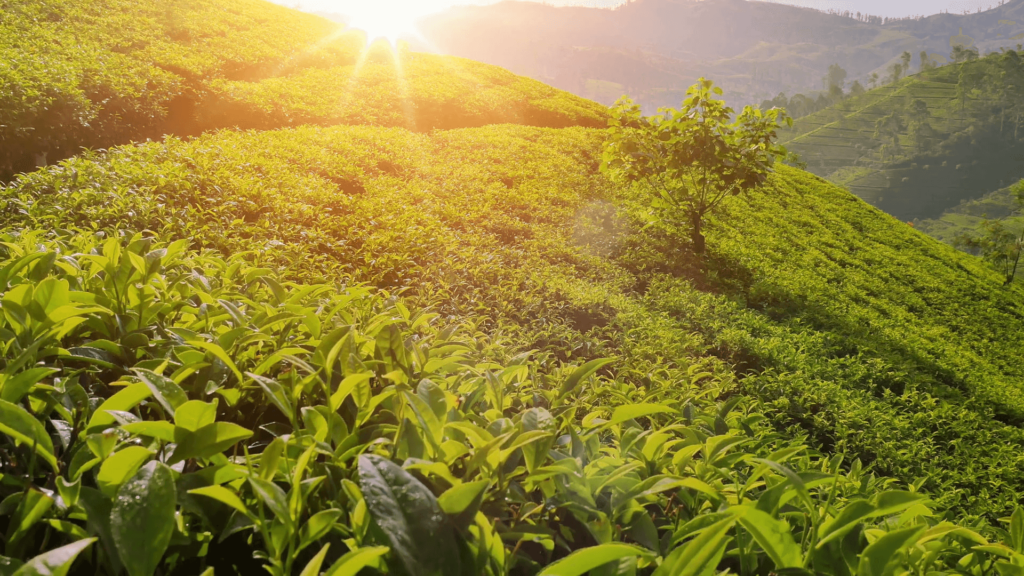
[279,0,1006,18]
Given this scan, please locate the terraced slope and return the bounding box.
[918,183,1024,244]
[6,124,1024,522]
[0,0,606,179]
[781,54,1024,221]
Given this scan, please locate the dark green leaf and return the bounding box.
[111,461,177,576]
[0,400,57,472]
[358,454,461,576]
[133,368,188,416]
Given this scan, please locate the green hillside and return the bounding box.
[8,1,1024,574]
[781,51,1024,221]
[0,0,606,180]
[420,0,1024,114]
[7,122,1024,521]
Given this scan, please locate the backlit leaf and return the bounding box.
[0,400,57,472]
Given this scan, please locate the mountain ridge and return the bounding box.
[416,0,1024,110]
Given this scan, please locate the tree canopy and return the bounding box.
[603,79,790,254]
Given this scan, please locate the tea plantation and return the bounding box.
[5,0,1024,575]
[781,51,1024,221]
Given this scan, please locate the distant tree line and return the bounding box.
[821,9,917,25]
[760,46,987,121]
[758,63,865,119]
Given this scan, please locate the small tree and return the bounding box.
[874,109,905,163]
[602,78,790,254]
[919,51,936,71]
[888,61,905,87]
[906,98,936,153]
[901,51,913,75]
[823,63,847,92]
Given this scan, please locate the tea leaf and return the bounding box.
[733,506,802,568]
[559,358,615,398]
[358,454,461,576]
[188,486,252,517]
[324,547,390,576]
[96,447,154,497]
[0,400,57,472]
[133,368,188,416]
[299,545,330,576]
[856,525,926,576]
[0,368,59,404]
[609,403,675,425]
[111,461,177,576]
[11,538,96,576]
[656,515,736,576]
[538,543,649,576]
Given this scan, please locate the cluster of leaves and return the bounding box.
[0,0,606,180]
[7,229,1024,576]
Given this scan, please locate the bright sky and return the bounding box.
[274,0,1009,40]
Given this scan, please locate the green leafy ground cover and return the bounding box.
[4,121,1024,574]
[0,0,605,179]
[0,228,1012,576]
[781,52,1024,221]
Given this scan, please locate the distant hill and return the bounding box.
[780,50,1024,221]
[418,0,1024,111]
[0,0,605,180]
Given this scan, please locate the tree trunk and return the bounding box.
[691,218,706,255]
[1007,228,1024,285]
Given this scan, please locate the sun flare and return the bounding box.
[342,0,451,44]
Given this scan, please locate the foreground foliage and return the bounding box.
[4,230,1024,576]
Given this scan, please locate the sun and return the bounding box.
[343,0,451,44]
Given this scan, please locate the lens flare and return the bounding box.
[342,0,450,44]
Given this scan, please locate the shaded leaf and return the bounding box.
[358,454,460,576]
[111,461,177,576]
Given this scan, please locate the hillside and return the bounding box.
[7,122,1024,525]
[0,0,605,180]
[416,0,1024,112]
[780,50,1024,220]
[8,1,1024,574]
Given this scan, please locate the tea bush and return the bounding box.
[4,229,1024,576]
